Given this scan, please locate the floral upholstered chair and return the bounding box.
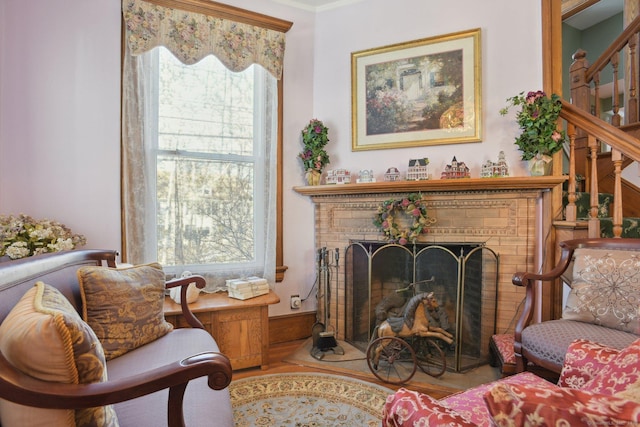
[513,238,640,375]
[383,338,640,426]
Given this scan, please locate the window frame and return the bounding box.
[120,0,291,281]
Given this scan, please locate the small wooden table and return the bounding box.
[163,290,280,370]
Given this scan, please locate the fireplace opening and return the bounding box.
[343,241,498,372]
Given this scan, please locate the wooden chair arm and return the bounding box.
[511,242,575,359]
[166,275,207,329]
[0,350,232,409]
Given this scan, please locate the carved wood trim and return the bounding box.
[293,176,565,197]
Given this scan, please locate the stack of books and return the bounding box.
[226,276,269,300]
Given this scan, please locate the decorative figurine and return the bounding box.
[406,158,430,180]
[481,151,509,178]
[440,156,470,179]
[357,169,375,183]
[325,169,352,184]
[384,167,401,182]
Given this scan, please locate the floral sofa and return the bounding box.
[383,338,640,426]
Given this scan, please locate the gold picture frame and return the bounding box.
[351,28,482,151]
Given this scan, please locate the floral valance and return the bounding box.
[122,0,286,79]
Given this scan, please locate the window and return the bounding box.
[121,0,291,286]
[134,47,276,283]
[151,48,269,272]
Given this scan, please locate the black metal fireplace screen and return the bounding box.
[344,241,499,372]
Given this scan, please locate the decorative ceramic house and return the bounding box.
[441,156,470,179]
[325,169,352,184]
[384,167,401,182]
[357,169,375,183]
[481,151,509,178]
[406,158,430,180]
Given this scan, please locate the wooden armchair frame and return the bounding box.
[0,251,232,427]
[512,237,640,374]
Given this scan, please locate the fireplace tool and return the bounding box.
[311,247,344,360]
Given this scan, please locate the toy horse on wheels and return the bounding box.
[366,291,453,384]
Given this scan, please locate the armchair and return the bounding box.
[513,238,640,374]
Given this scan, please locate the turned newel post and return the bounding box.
[570,49,590,182]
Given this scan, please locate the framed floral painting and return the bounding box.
[351,28,482,151]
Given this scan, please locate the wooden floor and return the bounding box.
[231,339,455,399]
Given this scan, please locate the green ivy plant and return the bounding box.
[299,119,330,173]
[500,90,566,161]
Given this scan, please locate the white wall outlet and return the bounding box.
[290,295,301,309]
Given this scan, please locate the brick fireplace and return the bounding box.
[295,177,564,361]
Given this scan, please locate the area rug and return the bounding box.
[229,372,393,427]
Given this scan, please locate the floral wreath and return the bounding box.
[373,193,435,244]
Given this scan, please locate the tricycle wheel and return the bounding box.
[366,336,416,384]
[414,338,447,378]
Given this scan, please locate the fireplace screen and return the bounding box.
[344,241,498,372]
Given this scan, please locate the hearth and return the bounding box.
[344,241,498,372]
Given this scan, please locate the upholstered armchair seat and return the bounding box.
[521,319,637,372]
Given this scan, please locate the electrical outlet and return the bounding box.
[290,295,301,309]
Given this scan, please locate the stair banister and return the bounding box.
[585,14,640,83]
[559,102,640,238]
[560,101,640,163]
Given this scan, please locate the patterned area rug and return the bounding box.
[229,372,393,426]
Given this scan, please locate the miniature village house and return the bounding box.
[406,158,430,180]
[325,169,352,184]
[384,167,401,181]
[480,151,509,178]
[441,156,470,179]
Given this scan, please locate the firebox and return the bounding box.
[344,241,498,372]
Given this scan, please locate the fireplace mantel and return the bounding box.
[296,175,565,338]
[293,176,565,196]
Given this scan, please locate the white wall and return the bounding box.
[0,0,122,251]
[0,0,543,317]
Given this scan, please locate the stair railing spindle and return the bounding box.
[565,122,578,223]
[588,134,601,238]
[612,149,624,238]
[627,34,638,124]
[611,53,621,127]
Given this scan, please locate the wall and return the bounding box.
[0,0,544,317]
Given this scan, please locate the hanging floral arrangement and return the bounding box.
[373,193,435,245]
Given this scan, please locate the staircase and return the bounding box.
[558,13,640,240]
[562,191,640,238]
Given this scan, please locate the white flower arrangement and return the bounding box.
[0,214,86,260]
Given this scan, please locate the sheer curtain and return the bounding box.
[121,0,285,289]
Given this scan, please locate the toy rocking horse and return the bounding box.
[371,291,454,369]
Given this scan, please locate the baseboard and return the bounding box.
[269,311,316,344]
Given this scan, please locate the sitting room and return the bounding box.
[3,0,640,425]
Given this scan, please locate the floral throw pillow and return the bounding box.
[562,248,640,333]
[382,388,475,427]
[78,263,173,360]
[559,339,621,389]
[582,338,640,395]
[484,382,640,426]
